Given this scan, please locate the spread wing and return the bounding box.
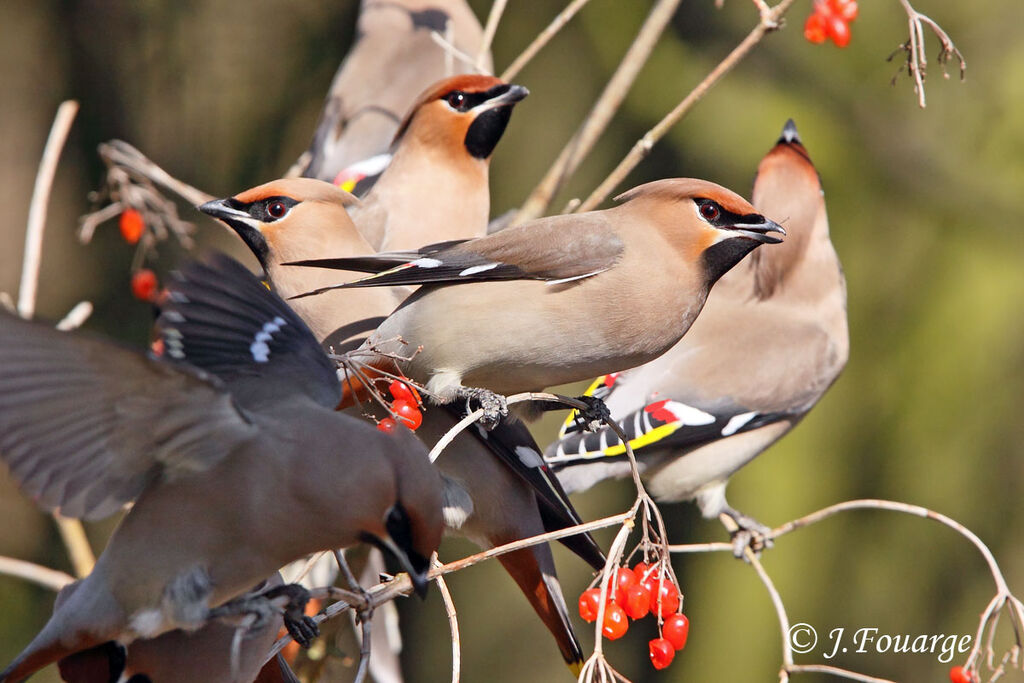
[0,311,256,519]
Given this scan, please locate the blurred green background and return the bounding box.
[2,0,1023,681]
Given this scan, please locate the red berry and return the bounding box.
[391,399,423,430]
[649,638,675,670]
[389,379,415,402]
[119,208,145,244]
[828,0,858,21]
[623,583,651,620]
[644,576,680,618]
[131,269,158,301]
[601,603,629,640]
[949,666,976,683]
[826,15,851,47]
[610,567,637,603]
[803,11,828,44]
[578,588,601,623]
[377,417,399,433]
[663,613,690,650]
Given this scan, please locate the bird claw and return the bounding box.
[572,395,611,432]
[460,387,508,429]
[722,509,774,559]
[209,583,321,648]
[263,583,320,648]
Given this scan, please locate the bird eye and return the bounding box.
[266,200,288,220]
[445,91,467,110]
[699,201,720,222]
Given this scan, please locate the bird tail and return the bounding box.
[1,621,105,683]
[497,546,585,674]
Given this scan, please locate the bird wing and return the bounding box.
[459,411,605,570]
[286,214,624,296]
[157,254,342,409]
[0,311,256,520]
[545,374,793,466]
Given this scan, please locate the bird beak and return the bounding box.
[727,216,786,244]
[364,533,432,599]
[473,84,530,113]
[198,198,257,228]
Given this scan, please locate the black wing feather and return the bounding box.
[158,254,341,409]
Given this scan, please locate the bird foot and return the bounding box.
[459,387,508,429]
[571,395,612,432]
[719,509,774,559]
[264,584,320,648]
[209,583,320,647]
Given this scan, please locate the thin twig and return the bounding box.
[434,556,461,683]
[20,100,78,319]
[516,0,683,223]
[55,301,93,331]
[0,555,75,591]
[892,0,966,108]
[53,515,95,578]
[501,0,594,81]
[476,0,508,72]
[578,0,796,212]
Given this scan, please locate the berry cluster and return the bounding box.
[377,379,424,432]
[578,561,690,670]
[804,0,858,48]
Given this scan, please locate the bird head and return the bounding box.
[360,436,444,598]
[616,178,786,285]
[392,74,529,161]
[198,178,360,270]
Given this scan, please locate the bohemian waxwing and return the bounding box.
[348,74,528,252]
[200,180,602,672]
[298,0,490,184]
[0,254,443,682]
[290,177,786,413]
[546,121,848,549]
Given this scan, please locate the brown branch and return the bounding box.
[500,0,594,81]
[891,0,966,108]
[578,0,796,212]
[515,0,684,223]
[434,556,461,683]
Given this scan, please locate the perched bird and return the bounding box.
[297,0,490,183]
[0,254,443,682]
[546,121,848,546]
[198,177,403,351]
[55,575,297,683]
[347,73,528,252]
[201,178,604,672]
[290,177,785,410]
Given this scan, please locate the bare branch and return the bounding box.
[55,301,93,331]
[501,0,593,81]
[477,0,509,72]
[0,555,75,592]
[20,100,78,319]
[516,0,684,223]
[892,0,966,108]
[53,514,95,579]
[578,0,796,212]
[434,556,461,683]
